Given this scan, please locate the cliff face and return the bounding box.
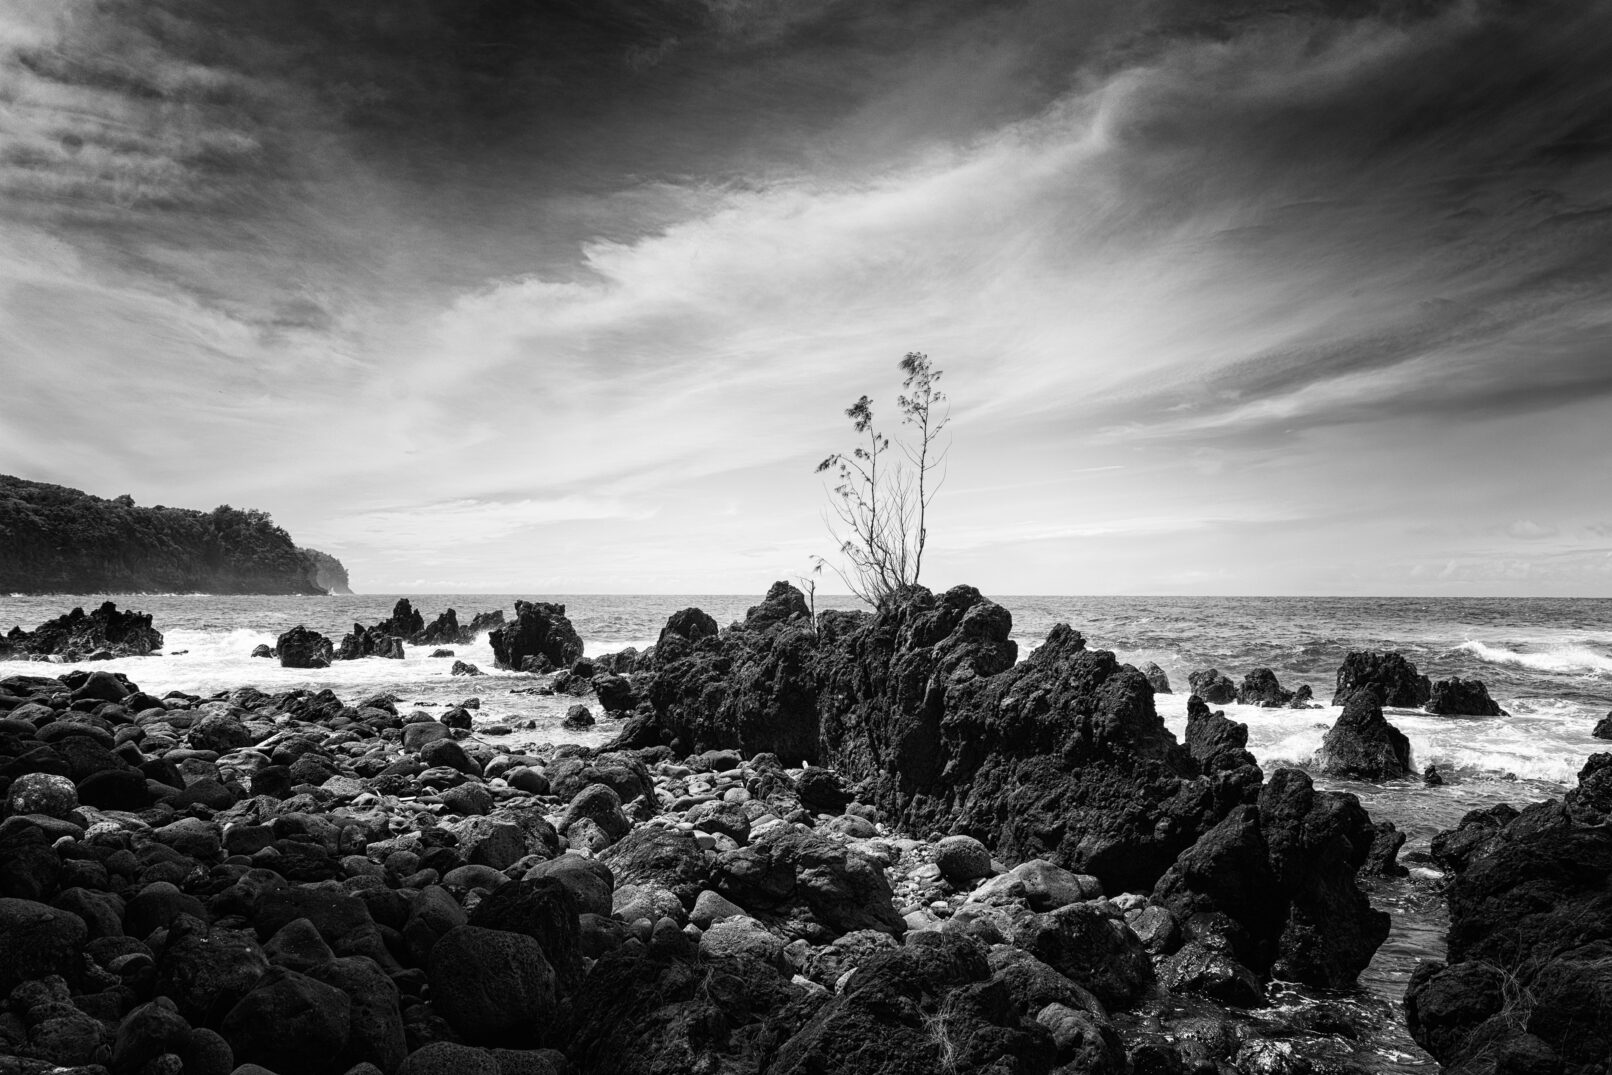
[0,475,341,595]
[299,547,354,594]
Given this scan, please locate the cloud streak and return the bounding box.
[1,0,1609,594]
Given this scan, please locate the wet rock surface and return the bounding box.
[1408,752,1612,1075]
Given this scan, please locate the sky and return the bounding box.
[1,0,1610,596]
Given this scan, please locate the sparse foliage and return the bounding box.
[814,351,949,606]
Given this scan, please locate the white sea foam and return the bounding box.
[1156,694,1595,786]
[1457,640,1612,676]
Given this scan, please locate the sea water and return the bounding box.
[3,592,1609,1070]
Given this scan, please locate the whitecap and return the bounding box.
[1456,640,1612,676]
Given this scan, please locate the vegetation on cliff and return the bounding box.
[0,474,343,595]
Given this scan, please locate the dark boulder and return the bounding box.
[307,955,408,1075]
[1139,661,1171,694]
[561,705,594,730]
[429,925,557,1045]
[768,933,1056,1074]
[466,876,583,992]
[1316,692,1413,781]
[251,644,274,658]
[591,673,636,713]
[566,948,803,1075]
[1235,668,1293,708]
[1186,669,1237,705]
[450,660,482,676]
[710,825,904,940]
[1331,650,1431,707]
[1594,711,1612,740]
[489,601,584,672]
[1010,903,1157,1008]
[222,966,351,1075]
[796,767,851,814]
[277,626,334,669]
[1426,677,1507,716]
[0,897,86,993]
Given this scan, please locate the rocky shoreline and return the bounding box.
[0,583,1595,1074]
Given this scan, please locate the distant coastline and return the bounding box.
[0,473,350,596]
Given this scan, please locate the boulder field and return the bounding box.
[0,584,1428,1075]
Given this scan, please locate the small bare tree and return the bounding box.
[814,352,949,605]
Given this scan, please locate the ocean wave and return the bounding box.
[1457,640,1612,676]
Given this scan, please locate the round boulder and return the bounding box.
[934,835,994,884]
[428,925,557,1045]
[7,772,79,819]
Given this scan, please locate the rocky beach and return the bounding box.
[1,584,1605,1074]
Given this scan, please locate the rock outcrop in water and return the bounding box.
[0,474,337,595]
[1187,668,1238,704]
[1331,650,1431,707]
[276,625,334,668]
[490,601,584,673]
[1316,692,1413,781]
[0,601,163,661]
[1407,752,1612,1074]
[1425,677,1507,717]
[336,623,406,661]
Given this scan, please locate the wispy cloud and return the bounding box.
[2,0,1610,594]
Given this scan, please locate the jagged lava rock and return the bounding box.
[1187,668,1238,705]
[1139,661,1172,694]
[277,625,334,668]
[1316,692,1413,781]
[1153,767,1390,989]
[489,601,583,672]
[1235,668,1294,707]
[1331,649,1431,707]
[1595,710,1612,740]
[336,623,405,660]
[1406,753,1612,1073]
[1425,676,1507,716]
[0,600,163,658]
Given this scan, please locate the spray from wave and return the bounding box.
[1457,641,1612,676]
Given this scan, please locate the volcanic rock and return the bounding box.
[489,601,583,672]
[1425,677,1507,716]
[1187,668,1238,705]
[1406,753,1612,1072]
[1235,668,1294,707]
[277,626,334,669]
[1316,692,1413,781]
[1331,650,1431,707]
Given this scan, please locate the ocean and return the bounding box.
[4,591,1610,1070]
